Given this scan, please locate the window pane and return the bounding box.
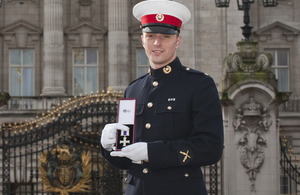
[23,49,34,65]
[277,68,289,92]
[23,68,34,96]
[74,48,85,64]
[74,67,85,95]
[137,49,148,65]
[87,48,97,64]
[86,67,98,94]
[10,68,22,96]
[10,49,21,65]
[277,50,288,66]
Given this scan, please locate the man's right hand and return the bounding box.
[100,123,129,151]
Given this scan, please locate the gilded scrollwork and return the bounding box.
[39,137,91,195]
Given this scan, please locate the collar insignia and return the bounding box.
[163,65,172,74]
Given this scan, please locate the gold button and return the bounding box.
[147,102,153,108]
[143,168,148,174]
[145,123,151,129]
[167,106,172,110]
[152,81,158,87]
[186,67,190,71]
[184,173,189,177]
[124,177,127,182]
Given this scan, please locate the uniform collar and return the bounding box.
[149,57,181,80]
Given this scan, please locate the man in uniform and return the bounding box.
[100,0,224,194]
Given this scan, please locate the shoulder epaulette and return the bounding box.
[180,65,210,77]
[128,73,149,86]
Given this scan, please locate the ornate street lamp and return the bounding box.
[215,0,278,41]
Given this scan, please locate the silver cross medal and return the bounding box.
[119,129,130,147]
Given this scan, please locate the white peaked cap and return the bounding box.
[133,0,191,34]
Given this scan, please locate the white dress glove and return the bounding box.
[100,123,129,151]
[110,142,148,164]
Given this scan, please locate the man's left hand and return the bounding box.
[110,142,148,164]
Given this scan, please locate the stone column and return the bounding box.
[108,0,130,91]
[41,0,66,96]
[221,41,289,195]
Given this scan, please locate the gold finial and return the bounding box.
[30,118,33,130]
[56,103,61,117]
[96,91,100,102]
[90,91,94,103]
[79,94,83,106]
[288,145,293,157]
[68,98,73,111]
[19,124,24,133]
[2,123,6,131]
[62,100,67,113]
[24,121,28,132]
[47,110,51,123]
[13,122,17,134]
[52,106,56,120]
[107,86,112,94]
[74,96,78,108]
[35,115,39,128]
[85,93,89,105]
[282,136,287,147]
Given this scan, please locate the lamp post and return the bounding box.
[215,0,278,41]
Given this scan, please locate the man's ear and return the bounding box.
[141,34,145,47]
[176,36,182,48]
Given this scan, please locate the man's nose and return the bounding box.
[154,38,162,46]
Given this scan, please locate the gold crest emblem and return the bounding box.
[156,14,164,22]
[39,138,91,195]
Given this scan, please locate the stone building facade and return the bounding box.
[0,0,300,194]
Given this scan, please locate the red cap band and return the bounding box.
[141,14,182,28]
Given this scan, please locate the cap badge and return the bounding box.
[156,14,164,22]
[163,65,172,74]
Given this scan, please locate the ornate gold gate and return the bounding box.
[1,90,124,195]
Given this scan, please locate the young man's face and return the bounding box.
[141,32,181,69]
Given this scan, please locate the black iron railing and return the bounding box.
[280,136,300,194]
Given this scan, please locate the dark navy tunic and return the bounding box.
[101,57,224,195]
